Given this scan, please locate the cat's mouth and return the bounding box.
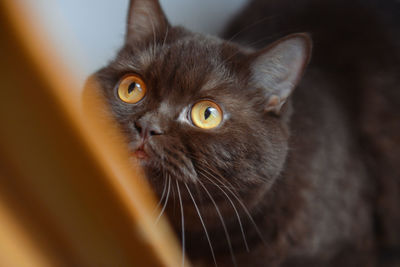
[132,143,149,160]
[131,142,150,161]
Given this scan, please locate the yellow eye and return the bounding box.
[117,74,147,103]
[191,100,223,129]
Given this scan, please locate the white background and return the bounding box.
[23,0,247,88]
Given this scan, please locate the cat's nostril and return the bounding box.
[149,130,162,136]
[134,122,142,134]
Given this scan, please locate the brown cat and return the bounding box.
[88,0,400,266]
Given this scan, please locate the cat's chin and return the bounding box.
[130,155,152,167]
[129,152,151,167]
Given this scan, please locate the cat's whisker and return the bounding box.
[197,163,241,199]
[162,26,169,49]
[225,187,266,246]
[215,47,244,72]
[184,182,217,267]
[171,176,177,210]
[243,35,279,49]
[195,163,238,192]
[197,163,266,245]
[198,179,237,267]
[215,16,282,71]
[199,170,250,252]
[190,159,262,245]
[217,21,290,72]
[194,165,242,207]
[188,155,264,244]
[152,173,168,214]
[192,177,204,206]
[225,15,279,43]
[185,154,237,192]
[155,176,171,224]
[175,180,186,267]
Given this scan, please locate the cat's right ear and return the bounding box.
[249,33,312,115]
[126,0,169,44]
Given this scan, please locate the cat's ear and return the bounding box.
[126,0,169,44]
[249,33,312,115]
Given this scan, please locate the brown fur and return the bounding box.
[224,0,400,265]
[88,0,400,266]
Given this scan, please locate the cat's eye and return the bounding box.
[191,100,223,129]
[117,74,147,104]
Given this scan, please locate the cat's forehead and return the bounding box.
[101,29,251,117]
[149,33,229,67]
[117,32,244,96]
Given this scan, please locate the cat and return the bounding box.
[87,0,400,266]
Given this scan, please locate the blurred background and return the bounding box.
[23,0,247,91]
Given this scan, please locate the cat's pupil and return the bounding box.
[204,107,212,119]
[128,82,137,94]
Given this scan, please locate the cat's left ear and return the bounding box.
[126,0,169,44]
[249,33,312,115]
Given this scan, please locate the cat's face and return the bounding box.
[90,0,310,231]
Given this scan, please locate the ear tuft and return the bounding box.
[126,0,169,44]
[250,33,312,115]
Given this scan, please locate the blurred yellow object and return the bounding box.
[0,1,186,266]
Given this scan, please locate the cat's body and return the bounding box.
[88,0,400,266]
[224,1,400,265]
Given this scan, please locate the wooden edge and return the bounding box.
[0,1,187,266]
[0,188,53,267]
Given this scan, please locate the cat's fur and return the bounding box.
[88,0,400,266]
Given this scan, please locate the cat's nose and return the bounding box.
[134,120,163,140]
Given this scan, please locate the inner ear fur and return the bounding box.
[249,33,312,115]
[126,0,170,44]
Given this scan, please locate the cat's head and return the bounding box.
[89,0,311,229]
